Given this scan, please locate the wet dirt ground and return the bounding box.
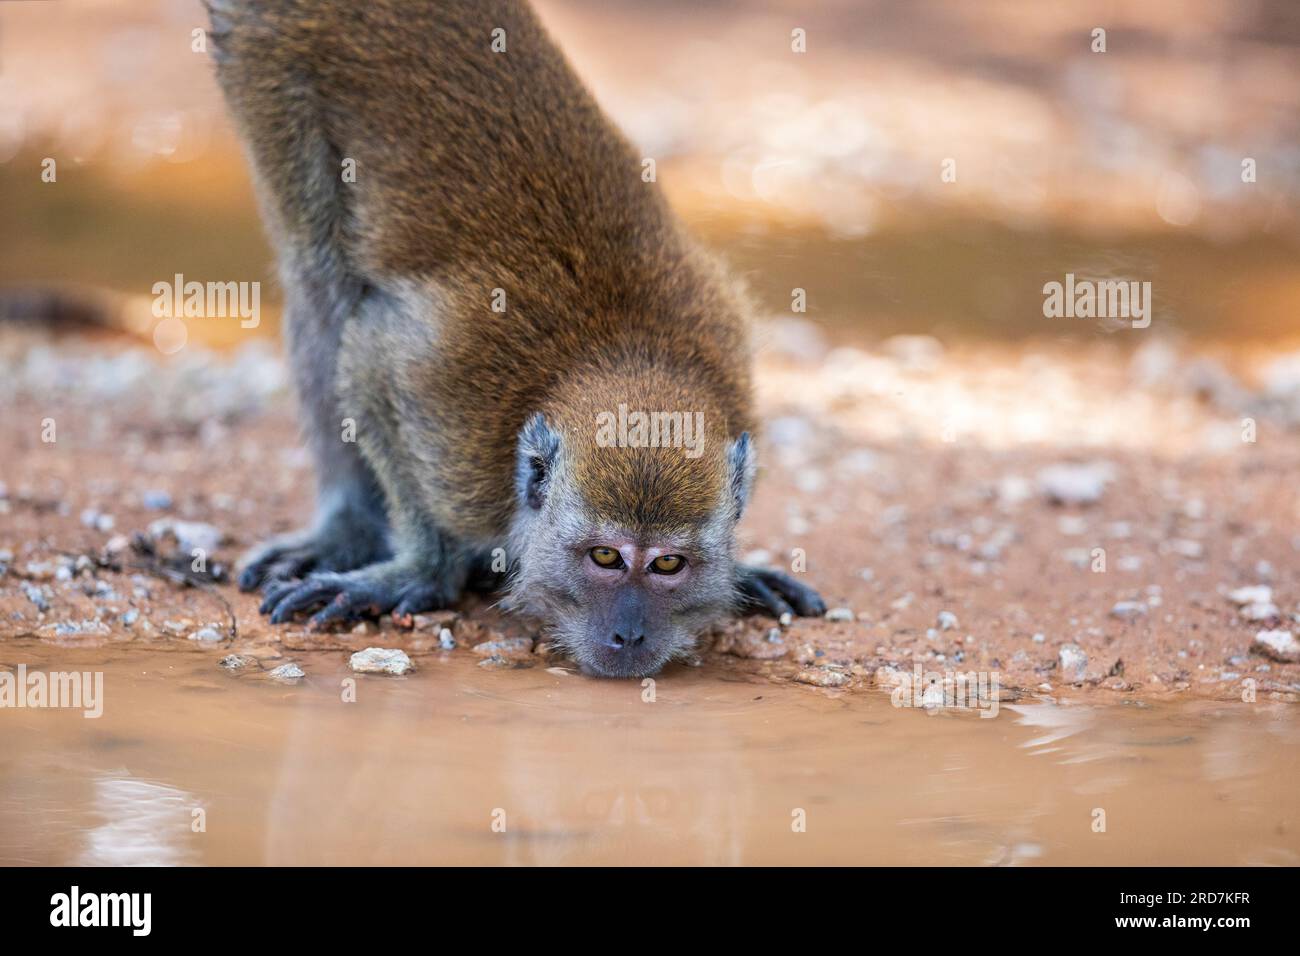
[3,323,1299,703]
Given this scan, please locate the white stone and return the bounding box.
[1240,602,1280,622]
[349,647,413,675]
[148,518,223,553]
[1037,462,1114,506]
[1253,630,1298,663]
[1228,585,1273,607]
[268,663,304,682]
[1058,644,1088,681]
[1110,601,1148,620]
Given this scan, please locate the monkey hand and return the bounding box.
[258,558,453,628]
[737,565,826,619]
[237,506,389,593]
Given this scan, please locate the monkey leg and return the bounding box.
[240,275,400,597]
[210,0,393,593]
[737,565,827,619]
[236,272,394,593]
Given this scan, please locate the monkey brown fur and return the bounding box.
[208,0,823,677]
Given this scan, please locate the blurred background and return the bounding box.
[3,0,1299,348]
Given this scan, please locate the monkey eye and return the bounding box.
[589,547,624,569]
[649,554,685,575]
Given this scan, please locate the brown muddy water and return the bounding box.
[1,644,1296,866]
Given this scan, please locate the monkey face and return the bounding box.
[506,413,752,678]
[570,538,729,677]
[508,521,738,678]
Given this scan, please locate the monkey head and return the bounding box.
[506,409,755,678]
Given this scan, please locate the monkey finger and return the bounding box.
[763,570,827,617]
[240,545,313,592]
[266,578,341,624]
[238,563,267,593]
[258,579,303,615]
[308,593,375,630]
[392,583,447,619]
[239,555,288,593]
[739,575,795,619]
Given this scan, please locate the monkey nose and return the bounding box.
[606,632,646,651]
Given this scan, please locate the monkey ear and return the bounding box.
[515,412,562,510]
[727,431,757,521]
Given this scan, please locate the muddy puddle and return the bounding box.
[1,643,1296,866]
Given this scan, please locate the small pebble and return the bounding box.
[22,582,50,612]
[1037,462,1112,506]
[1110,601,1148,620]
[937,610,958,631]
[79,508,116,533]
[268,663,305,682]
[824,607,855,622]
[141,490,173,510]
[148,518,223,554]
[794,668,851,688]
[349,647,413,675]
[471,637,534,660]
[1240,602,1280,622]
[189,627,223,643]
[1059,644,1088,681]
[1228,585,1273,607]
[1253,630,1299,663]
[439,627,456,649]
